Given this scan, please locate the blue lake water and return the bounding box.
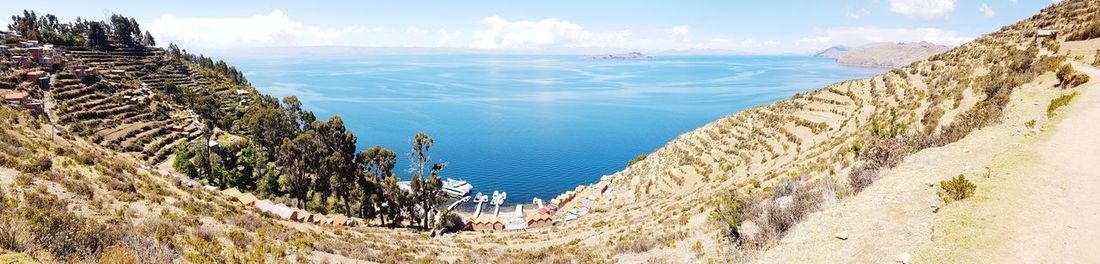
[222,54,884,205]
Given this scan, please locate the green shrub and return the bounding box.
[709,191,743,243]
[1047,92,1078,117]
[938,174,976,203]
[627,153,648,167]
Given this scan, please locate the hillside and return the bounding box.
[812,45,849,59]
[819,42,952,68]
[1,0,1099,263]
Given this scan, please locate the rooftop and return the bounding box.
[4,92,29,100]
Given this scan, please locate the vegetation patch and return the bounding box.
[1047,92,1078,117]
[938,174,977,203]
[1056,64,1090,88]
[628,153,648,166]
[1067,22,1100,41]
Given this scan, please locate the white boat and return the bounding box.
[396,178,473,198]
[442,178,473,198]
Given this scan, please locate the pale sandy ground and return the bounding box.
[1000,62,1100,262]
[754,61,1100,263]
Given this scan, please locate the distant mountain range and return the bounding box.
[195,46,754,58]
[581,52,652,60]
[814,42,952,68]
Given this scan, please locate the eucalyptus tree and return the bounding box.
[357,145,397,225]
[277,131,320,208]
[317,116,358,215]
[381,174,405,227]
[407,132,448,229]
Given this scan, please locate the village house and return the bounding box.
[45,52,66,69]
[4,91,29,106]
[3,91,42,111]
[12,56,33,68]
[25,70,47,82]
[27,47,44,60]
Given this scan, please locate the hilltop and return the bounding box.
[1,1,1100,263]
[812,45,849,59]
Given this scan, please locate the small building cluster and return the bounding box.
[1,39,68,71]
[220,187,358,227]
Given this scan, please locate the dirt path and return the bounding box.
[753,64,1083,263]
[1001,62,1100,262]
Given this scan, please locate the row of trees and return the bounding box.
[173,92,454,230]
[166,43,249,86]
[8,10,154,48]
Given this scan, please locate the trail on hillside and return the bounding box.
[1004,62,1100,262]
[752,62,1100,263]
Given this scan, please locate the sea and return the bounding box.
[220,54,885,206]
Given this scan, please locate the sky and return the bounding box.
[3,0,1062,54]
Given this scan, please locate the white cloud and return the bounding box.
[405,26,428,34]
[148,9,368,49]
[669,25,690,37]
[437,29,461,45]
[1009,0,1018,5]
[980,3,996,17]
[847,8,872,19]
[797,26,971,52]
[888,0,957,20]
[471,16,633,49]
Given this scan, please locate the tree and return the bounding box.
[109,14,139,44]
[277,132,320,208]
[356,145,396,224]
[407,132,447,229]
[9,10,39,40]
[380,174,406,227]
[84,21,108,48]
[143,30,155,46]
[239,96,296,160]
[316,116,358,215]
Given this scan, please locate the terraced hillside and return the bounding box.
[48,42,253,164]
[580,0,1100,260]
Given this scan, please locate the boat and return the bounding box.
[395,178,473,198]
[442,178,473,198]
